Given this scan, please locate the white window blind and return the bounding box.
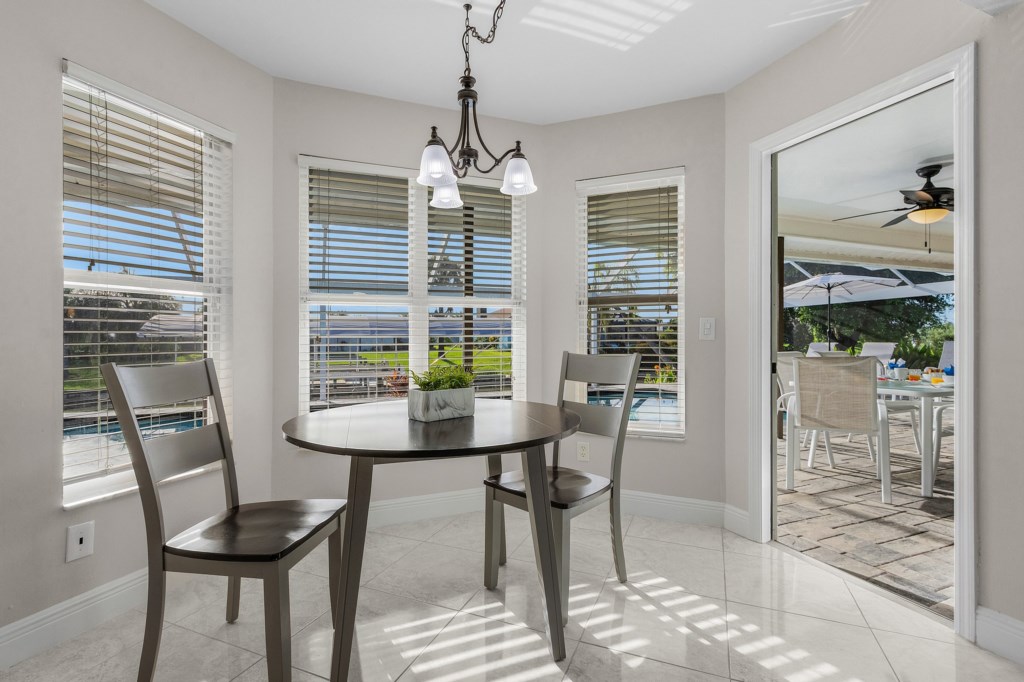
[299,159,526,413]
[62,71,233,485]
[577,172,684,436]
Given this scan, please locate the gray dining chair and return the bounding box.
[482,351,641,624]
[101,359,346,682]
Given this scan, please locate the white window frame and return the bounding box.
[297,156,527,414]
[575,168,685,438]
[61,61,234,505]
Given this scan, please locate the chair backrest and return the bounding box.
[859,342,896,363]
[938,340,954,369]
[806,342,831,356]
[776,351,803,394]
[101,359,238,549]
[792,356,879,435]
[556,351,642,485]
[811,350,851,358]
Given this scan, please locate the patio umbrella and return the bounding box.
[784,273,902,350]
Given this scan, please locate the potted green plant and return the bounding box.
[407,365,475,422]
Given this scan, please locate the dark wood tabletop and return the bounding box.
[282,398,581,458]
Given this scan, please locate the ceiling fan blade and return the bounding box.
[901,189,936,203]
[832,207,911,222]
[881,213,910,228]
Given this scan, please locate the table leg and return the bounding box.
[330,456,375,682]
[520,445,567,661]
[920,397,934,497]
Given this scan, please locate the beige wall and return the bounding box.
[722,0,1024,620]
[536,97,726,502]
[0,0,275,627]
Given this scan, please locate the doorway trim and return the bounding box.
[745,43,976,639]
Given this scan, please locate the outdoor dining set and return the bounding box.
[778,340,954,504]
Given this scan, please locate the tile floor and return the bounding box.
[776,412,956,617]
[5,505,1021,682]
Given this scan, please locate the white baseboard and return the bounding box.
[620,490,725,526]
[0,568,146,670]
[0,486,740,671]
[723,504,751,537]
[367,488,484,528]
[976,607,1024,665]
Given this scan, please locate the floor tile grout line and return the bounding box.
[845,579,904,681]
[392,607,461,682]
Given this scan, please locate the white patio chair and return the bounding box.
[938,340,954,370]
[858,342,896,373]
[786,356,893,503]
[806,342,831,356]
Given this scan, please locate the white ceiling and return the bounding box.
[777,82,954,236]
[143,0,865,124]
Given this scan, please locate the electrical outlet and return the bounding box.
[66,521,95,562]
[577,441,590,462]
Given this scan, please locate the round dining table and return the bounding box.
[282,398,581,682]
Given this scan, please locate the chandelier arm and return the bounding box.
[473,146,519,175]
[433,131,458,158]
[470,105,503,164]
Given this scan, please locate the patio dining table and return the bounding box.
[878,379,953,497]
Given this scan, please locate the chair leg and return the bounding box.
[329,524,341,626]
[879,409,892,504]
[138,566,165,682]
[807,431,819,468]
[484,491,503,589]
[909,411,922,456]
[551,508,571,627]
[226,576,241,624]
[610,488,627,584]
[823,432,835,468]
[785,406,797,490]
[498,510,507,566]
[867,435,877,466]
[263,564,291,682]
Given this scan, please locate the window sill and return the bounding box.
[626,429,685,442]
[62,462,222,510]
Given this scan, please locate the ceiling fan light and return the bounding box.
[429,182,463,209]
[417,139,457,187]
[500,153,537,196]
[908,207,949,224]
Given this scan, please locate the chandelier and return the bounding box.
[417,1,537,208]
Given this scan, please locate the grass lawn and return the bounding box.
[328,346,511,375]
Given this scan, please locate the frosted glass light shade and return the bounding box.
[908,207,949,224]
[430,182,463,209]
[501,155,537,196]
[417,142,457,187]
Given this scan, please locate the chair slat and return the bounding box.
[146,423,226,482]
[564,353,637,386]
[562,400,621,438]
[116,361,213,408]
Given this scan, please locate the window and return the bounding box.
[576,170,684,436]
[61,62,233,487]
[299,158,526,413]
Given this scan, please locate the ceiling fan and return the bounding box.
[832,164,955,228]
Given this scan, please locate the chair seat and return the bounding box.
[166,499,346,562]
[484,466,611,509]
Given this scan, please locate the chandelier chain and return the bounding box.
[463,1,506,76]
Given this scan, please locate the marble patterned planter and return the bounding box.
[407,387,475,422]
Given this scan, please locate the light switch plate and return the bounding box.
[699,317,716,341]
